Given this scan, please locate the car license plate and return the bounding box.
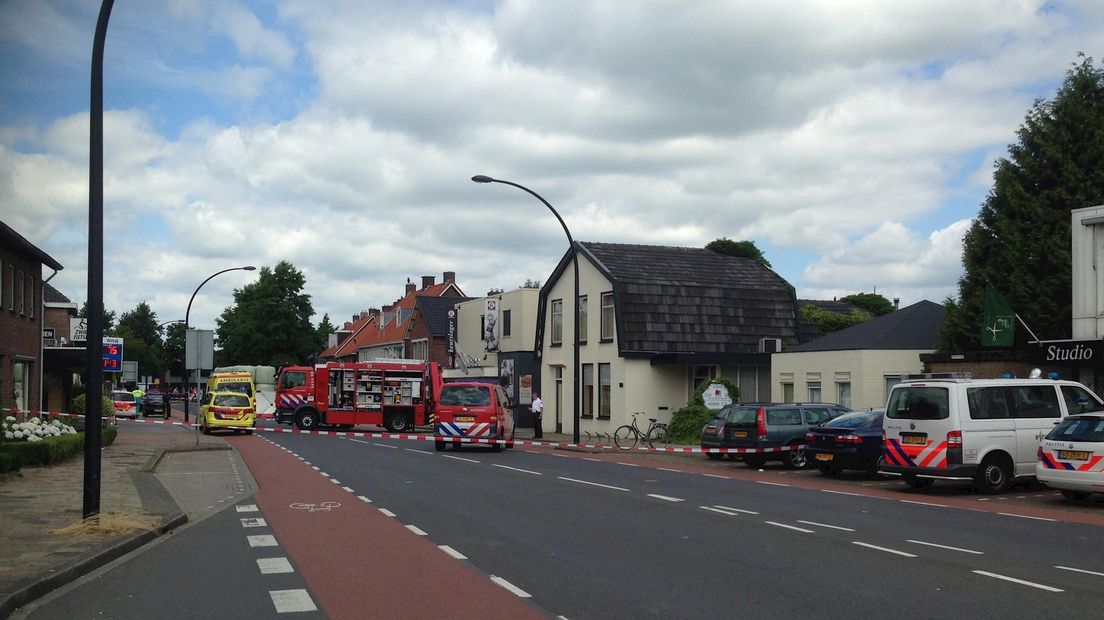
[733,431,748,438]
[1058,450,1091,460]
[901,434,927,445]
[815,453,833,461]
[455,416,475,423]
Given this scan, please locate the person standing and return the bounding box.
[530,392,543,439]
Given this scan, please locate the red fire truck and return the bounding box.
[275,360,443,432]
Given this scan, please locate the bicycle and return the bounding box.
[613,412,670,449]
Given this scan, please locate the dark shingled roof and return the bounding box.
[1,220,63,270]
[43,282,72,304]
[545,242,800,358]
[414,296,473,336]
[788,300,945,352]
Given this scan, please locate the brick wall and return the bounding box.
[0,248,43,412]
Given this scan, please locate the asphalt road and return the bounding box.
[251,430,1104,619]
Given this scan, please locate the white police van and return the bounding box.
[880,375,1103,492]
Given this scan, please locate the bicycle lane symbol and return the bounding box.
[289,501,341,512]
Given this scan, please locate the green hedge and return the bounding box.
[72,393,116,416]
[0,426,117,471]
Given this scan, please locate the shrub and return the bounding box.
[667,377,741,444]
[72,393,116,417]
[0,451,19,473]
[0,426,116,468]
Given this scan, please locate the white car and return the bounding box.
[1037,413,1104,501]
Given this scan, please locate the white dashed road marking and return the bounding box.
[441,454,481,463]
[493,464,543,475]
[797,520,854,532]
[270,589,318,613]
[900,499,949,508]
[906,539,983,554]
[439,545,467,560]
[852,542,917,558]
[240,518,267,528]
[405,524,428,536]
[379,508,397,517]
[700,506,743,517]
[247,535,279,547]
[357,496,372,503]
[491,576,532,598]
[557,476,629,492]
[756,480,790,487]
[765,521,814,533]
[972,570,1063,592]
[713,505,759,515]
[998,512,1056,522]
[236,504,258,512]
[647,494,685,502]
[1055,565,1104,577]
[257,557,295,574]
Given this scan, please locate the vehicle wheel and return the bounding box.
[646,425,670,449]
[743,455,766,469]
[435,439,446,452]
[974,455,1012,493]
[817,465,839,476]
[613,425,637,449]
[904,477,934,489]
[1060,489,1091,501]
[296,410,319,431]
[705,452,723,461]
[784,444,808,469]
[869,455,887,476]
[387,413,410,433]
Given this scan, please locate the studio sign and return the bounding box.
[1034,341,1104,366]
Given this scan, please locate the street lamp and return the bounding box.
[471,175,581,444]
[183,266,256,425]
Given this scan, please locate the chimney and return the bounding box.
[351,313,361,323]
[421,275,435,289]
[405,281,417,295]
[368,307,380,319]
[443,271,456,283]
[893,298,900,311]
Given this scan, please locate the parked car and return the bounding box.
[804,409,886,475]
[111,390,137,418]
[700,403,850,469]
[142,388,169,418]
[434,382,515,452]
[198,391,256,435]
[1037,413,1104,501]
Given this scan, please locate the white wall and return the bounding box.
[771,349,930,410]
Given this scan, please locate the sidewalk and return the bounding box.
[0,417,239,618]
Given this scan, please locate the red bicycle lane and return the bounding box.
[230,435,547,619]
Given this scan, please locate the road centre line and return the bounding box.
[906,539,983,554]
[765,521,814,533]
[998,512,1056,522]
[405,448,433,454]
[700,506,743,516]
[852,542,917,558]
[491,576,532,598]
[379,508,397,517]
[405,524,428,536]
[1055,565,1104,577]
[441,454,481,463]
[756,480,790,487]
[797,520,854,531]
[647,494,685,502]
[493,464,542,475]
[972,570,1063,592]
[439,545,467,560]
[557,476,629,491]
[713,505,759,515]
[900,499,949,508]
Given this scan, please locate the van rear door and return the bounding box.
[884,385,953,469]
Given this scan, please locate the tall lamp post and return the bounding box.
[183,266,256,424]
[471,175,580,444]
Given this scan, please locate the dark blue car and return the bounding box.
[803,409,885,475]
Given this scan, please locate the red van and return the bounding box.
[434,382,515,451]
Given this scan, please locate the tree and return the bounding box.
[802,305,872,335]
[941,56,1104,350]
[840,292,894,316]
[164,322,186,381]
[115,302,165,379]
[214,261,319,367]
[316,313,336,351]
[78,301,116,333]
[705,237,771,267]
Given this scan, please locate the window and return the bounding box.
[807,382,821,403]
[17,269,24,315]
[1009,385,1060,419]
[502,309,511,337]
[885,375,903,402]
[781,382,794,403]
[802,407,834,425]
[837,382,851,408]
[887,387,949,420]
[281,371,307,389]
[551,299,563,345]
[600,292,614,340]
[582,364,594,418]
[766,407,801,425]
[27,275,34,319]
[7,264,12,310]
[411,339,428,361]
[691,365,715,399]
[578,295,588,342]
[440,385,491,406]
[598,363,611,419]
[1062,385,1104,415]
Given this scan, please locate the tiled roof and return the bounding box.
[319,312,376,358]
[415,296,474,336]
[0,220,63,270]
[346,281,465,354]
[787,300,945,352]
[43,282,72,304]
[545,242,800,357]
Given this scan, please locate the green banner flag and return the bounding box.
[981,284,1015,347]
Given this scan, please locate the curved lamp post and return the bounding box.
[471,175,580,444]
[183,266,256,425]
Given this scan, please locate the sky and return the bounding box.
[2,0,1104,334]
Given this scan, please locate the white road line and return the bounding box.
[756,480,790,487]
[998,512,1056,522]
[269,589,318,613]
[405,448,433,454]
[820,489,865,497]
[330,479,341,484]
[906,539,983,554]
[490,576,532,598]
[296,456,304,460]
[493,464,543,475]
[357,495,372,503]
[439,545,467,560]
[797,520,855,532]
[247,535,279,547]
[240,518,267,528]
[311,466,320,471]
[379,508,397,518]
[617,462,640,467]
[257,557,295,574]
[583,457,601,462]
[405,524,428,536]
[976,497,990,501]
[700,506,742,516]
[657,467,682,473]
[441,454,481,463]
[899,499,949,508]
[973,570,1063,592]
[557,476,629,491]
[236,504,258,512]
[852,541,917,557]
[713,505,759,515]
[550,453,570,458]
[342,486,355,493]
[647,494,685,502]
[373,442,398,449]
[1055,565,1104,577]
[703,473,729,479]
[303,461,311,465]
[765,521,814,533]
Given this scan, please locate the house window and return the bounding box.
[578,295,588,343]
[781,382,794,403]
[411,339,428,361]
[17,269,24,315]
[7,264,12,310]
[551,299,563,345]
[598,363,611,419]
[691,365,715,399]
[600,291,614,340]
[502,309,511,337]
[27,275,34,319]
[807,382,821,403]
[837,382,852,408]
[582,364,594,418]
[0,259,4,309]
